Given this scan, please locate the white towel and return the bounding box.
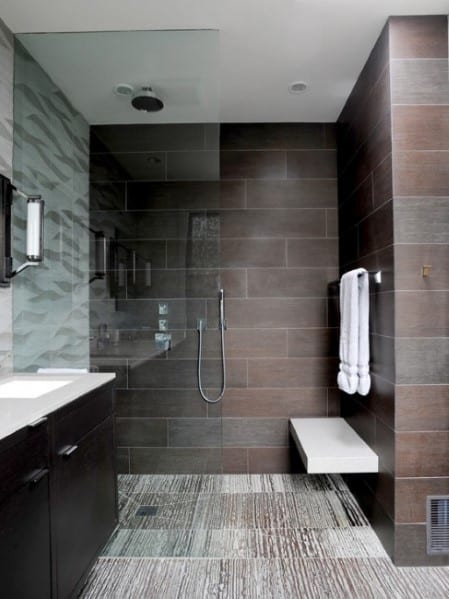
[337,268,371,396]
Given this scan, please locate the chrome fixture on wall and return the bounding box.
[197,288,227,404]
[0,173,44,285]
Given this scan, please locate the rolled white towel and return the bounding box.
[337,268,370,395]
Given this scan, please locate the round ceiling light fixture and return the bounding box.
[114,83,134,97]
[288,81,308,94]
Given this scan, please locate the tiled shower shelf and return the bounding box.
[290,417,379,474]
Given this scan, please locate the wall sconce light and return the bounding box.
[0,174,44,285]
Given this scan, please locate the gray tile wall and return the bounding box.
[338,15,449,567]
[91,122,339,474]
[337,21,395,558]
[0,18,13,373]
[12,42,90,371]
[390,15,449,567]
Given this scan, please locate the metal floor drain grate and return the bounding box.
[136,505,158,516]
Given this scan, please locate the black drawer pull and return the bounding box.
[28,416,48,429]
[61,445,79,458]
[28,468,49,485]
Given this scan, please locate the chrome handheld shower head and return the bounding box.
[219,289,226,330]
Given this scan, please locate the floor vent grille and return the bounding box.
[427,496,449,554]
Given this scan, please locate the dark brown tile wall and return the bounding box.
[337,22,395,558]
[218,123,338,472]
[338,15,449,566]
[391,15,449,567]
[90,122,338,475]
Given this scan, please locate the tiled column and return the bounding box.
[390,15,449,567]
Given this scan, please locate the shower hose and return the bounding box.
[197,292,226,404]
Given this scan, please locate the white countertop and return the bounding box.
[0,373,116,442]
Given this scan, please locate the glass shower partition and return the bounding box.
[12,27,222,475]
[85,31,223,475]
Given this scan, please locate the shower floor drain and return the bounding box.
[136,505,158,516]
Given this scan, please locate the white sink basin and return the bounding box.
[0,379,72,399]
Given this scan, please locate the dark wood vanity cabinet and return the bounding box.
[0,380,117,599]
[0,424,52,599]
[51,383,117,598]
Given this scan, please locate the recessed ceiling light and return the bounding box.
[289,81,308,94]
[114,83,134,97]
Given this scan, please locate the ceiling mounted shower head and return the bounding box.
[131,86,164,112]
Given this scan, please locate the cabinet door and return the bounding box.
[0,470,52,599]
[54,416,116,599]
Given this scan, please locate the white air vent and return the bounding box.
[427,496,449,554]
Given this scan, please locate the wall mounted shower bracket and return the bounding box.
[0,174,45,286]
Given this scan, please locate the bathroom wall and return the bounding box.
[337,23,395,557]
[338,15,449,567]
[390,15,449,567]
[12,41,90,370]
[89,123,224,474]
[0,18,13,372]
[91,122,339,474]
[220,123,339,472]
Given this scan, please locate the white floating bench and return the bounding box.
[289,417,378,474]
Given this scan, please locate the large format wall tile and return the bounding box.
[395,291,449,337]
[128,358,247,389]
[396,338,449,384]
[393,106,449,151]
[389,15,449,59]
[395,524,449,567]
[339,14,449,567]
[221,150,286,179]
[395,244,449,290]
[396,431,449,478]
[223,417,289,447]
[247,267,338,298]
[247,358,337,388]
[287,239,338,267]
[396,385,449,431]
[220,123,328,150]
[222,387,328,418]
[220,208,326,238]
[213,298,327,329]
[90,121,338,476]
[391,59,449,105]
[116,418,168,447]
[247,179,337,209]
[394,151,449,196]
[394,197,449,244]
[395,477,449,524]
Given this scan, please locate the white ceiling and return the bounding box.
[2,0,448,123]
[18,31,220,125]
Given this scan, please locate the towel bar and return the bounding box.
[329,270,382,287]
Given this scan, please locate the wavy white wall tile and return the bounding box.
[13,41,89,371]
[0,18,13,372]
